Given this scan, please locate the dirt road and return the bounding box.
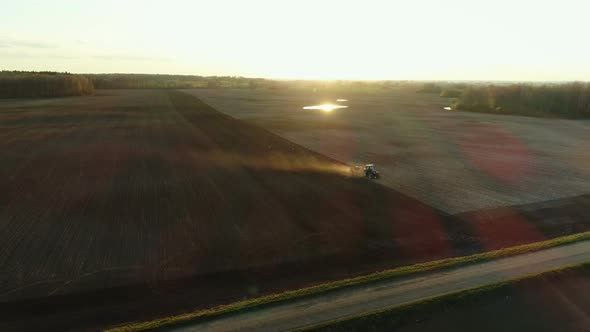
[174,240,590,332]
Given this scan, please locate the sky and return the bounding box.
[1,0,589,81]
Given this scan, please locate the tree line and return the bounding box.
[86,74,265,89]
[448,83,590,118]
[85,74,414,92]
[1,71,421,97]
[0,71,94,98]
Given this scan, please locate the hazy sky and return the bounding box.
[2,0,589,80]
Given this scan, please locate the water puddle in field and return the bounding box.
[336,99,348,102]
[302,104,348,112]
[443,106,452,110]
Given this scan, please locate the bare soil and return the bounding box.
[0,90,472,331]
[1,89,589,331]
[188,88,590,214]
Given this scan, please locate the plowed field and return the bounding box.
[1,90,472,330]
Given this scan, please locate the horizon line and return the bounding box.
[2,69,589,84]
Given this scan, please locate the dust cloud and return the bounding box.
[192,151,354,177]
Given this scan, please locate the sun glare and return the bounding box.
[302,104,349,112]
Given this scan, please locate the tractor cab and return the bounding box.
[364,164,380,179]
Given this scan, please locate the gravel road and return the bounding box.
[175,240,590,332]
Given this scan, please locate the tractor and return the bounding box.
[350,163,381,179]
[363,164,380,179]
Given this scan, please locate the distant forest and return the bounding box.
[85,74,408,91]
[0,71,94,98]
[420,82,590,118]
[87,73,266,89]
[0,72,416,98]
[450,83,590,118]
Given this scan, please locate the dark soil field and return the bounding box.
[1,90,589,331]
[0,90,476,331]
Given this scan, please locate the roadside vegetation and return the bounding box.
[108,231,590,332]
[307,261,590,331]
[0,71,94,98]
